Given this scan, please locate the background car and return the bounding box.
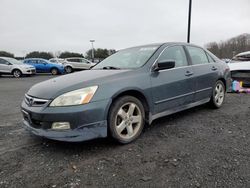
[23,58,65,75]
[49,58,67,65]
[231,51,250,62]
[0,57,36,78]
[64,57,96,73]
[228,51,250,87]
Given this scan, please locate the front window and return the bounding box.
[158,46,188,67]
[93,46,158,69]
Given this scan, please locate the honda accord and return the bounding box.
[21,43,231,144]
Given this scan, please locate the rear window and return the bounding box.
[186,46,209,65]
[206,53,215,62]
[67,59,80,62]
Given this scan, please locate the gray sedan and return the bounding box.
[21,42,231,143]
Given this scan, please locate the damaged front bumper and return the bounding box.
[21,99,110,142]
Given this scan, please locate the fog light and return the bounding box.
[51,122,70,130]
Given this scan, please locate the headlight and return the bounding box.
[50,86,98,106]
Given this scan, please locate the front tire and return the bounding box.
[12,69,22,78]
[210,80,225,108]
[108,96,145,144]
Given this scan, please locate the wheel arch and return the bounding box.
[106,89,151,123]
[217,77,227,90]
[50,67,59,71]
[11,68,22,74]
[65,64,73,69]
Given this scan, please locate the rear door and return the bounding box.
[151,45,195,114]
[185,46,219,102]
[68,58,80,69]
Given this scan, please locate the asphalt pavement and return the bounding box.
[0,75,250,187]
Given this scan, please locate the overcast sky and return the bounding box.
[0,0,249,56]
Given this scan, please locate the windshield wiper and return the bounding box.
[102,66,121,70]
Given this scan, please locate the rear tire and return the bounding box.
[108,96,145,144]
[209,80,225,108]
[12,69,22,78]
[65,66,73,74]
[51,68,58,75]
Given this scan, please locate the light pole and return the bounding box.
[90,40,95,62]
[187,0,192,43]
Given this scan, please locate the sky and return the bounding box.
[0,0,249,56]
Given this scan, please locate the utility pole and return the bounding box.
[90,40,95,62]
[187,0,192,43]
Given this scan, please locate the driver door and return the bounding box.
[150,45,195,114]
[0,58,11,73]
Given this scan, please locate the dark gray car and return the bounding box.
[21,43,231,144]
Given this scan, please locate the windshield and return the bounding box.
[6,58,23,65]
[93,46,158,69]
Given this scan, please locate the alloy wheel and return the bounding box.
[114,102,142,139]
[51,69,58,75]
[214,82,225,106]
[65,66,72,73]
[13,70,21,78]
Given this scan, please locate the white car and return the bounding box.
[0,57,36,78]
[49,58,67,65]
[64,57,96,73]
[228,51,250,87]
[228,51,250,71]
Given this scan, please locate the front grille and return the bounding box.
[25,94,49,107]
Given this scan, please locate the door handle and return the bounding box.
[211,66,217,71]
[185,71,193,77]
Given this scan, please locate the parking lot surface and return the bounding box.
[0,75,250,187]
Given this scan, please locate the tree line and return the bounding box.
[206,33,250,59]
[0,48,116,60]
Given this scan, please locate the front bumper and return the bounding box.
[21,99,110,142]
[23,69,36,75]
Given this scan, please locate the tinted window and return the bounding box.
[68,59,80,62]
[158,46,188,67]
[26,60,37,64]
[206,53,215,62]
[186,46,209,65]
[39,60,47,64]
[0,59,9,65]
[79,59,87,63]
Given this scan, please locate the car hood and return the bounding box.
[27,69,130,99]
[228,61,250,71]
[17,64,34,69]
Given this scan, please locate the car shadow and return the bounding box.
[34,104,210,154]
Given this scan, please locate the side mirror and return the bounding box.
[154,60,175,71]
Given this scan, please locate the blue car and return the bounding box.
[23,58,64,75]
